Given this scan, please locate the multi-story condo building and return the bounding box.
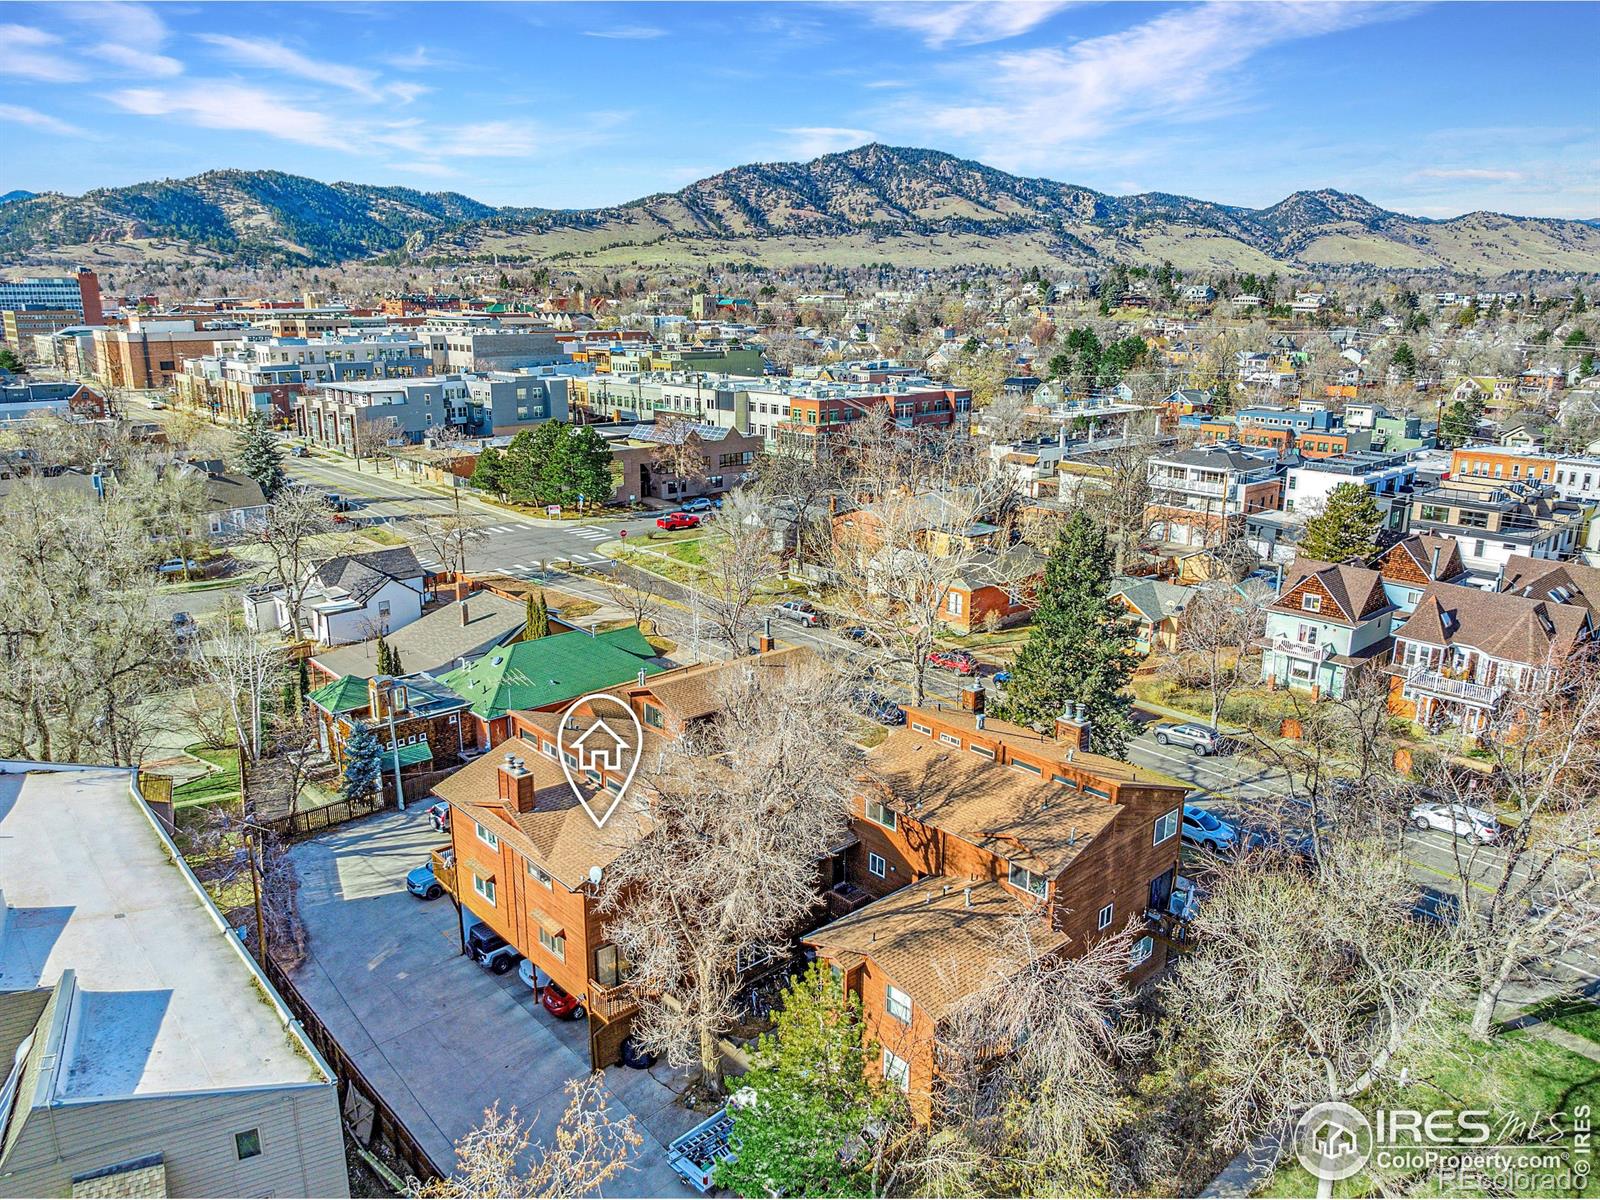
[0,761,346,1197]
[1283,451,1416,533]
[1450,444,1600,506]
[297,371,570,448]
[767,377,970,446]
[1408,475,1585,583]
[1146,442,1284,548]
[416,317,564,373]
[174,333,432,425]
[91,318,249,390]
[0,267,102,323]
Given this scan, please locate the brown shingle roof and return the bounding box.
[805,880,1065,1022]
[867,725,1123,875]
[1273,558,1389,623]
[1394,581,1591,665]
[1498,555,1600,619]
[625,646,812,723]
[1380,534,1465,583]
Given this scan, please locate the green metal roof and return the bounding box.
[388,741,434,768]
[308,674,369,715]
[437,626,662,719]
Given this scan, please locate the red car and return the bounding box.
[656,512,701,531]
[541,982,586,1020]
[927,648,978,676]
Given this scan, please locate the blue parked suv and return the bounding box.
[405,862,443,900]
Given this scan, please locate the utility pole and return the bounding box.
[240,754,269,961]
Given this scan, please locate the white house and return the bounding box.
[244,546,428,645]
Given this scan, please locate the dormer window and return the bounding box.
[1301,594,1321,613]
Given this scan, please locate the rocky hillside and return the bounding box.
[5,146,1597,273]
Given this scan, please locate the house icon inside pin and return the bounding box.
[572,718,631,772]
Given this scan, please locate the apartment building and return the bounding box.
[0,762,346,1197]
[297,371,569,448]
[1408,475,1585,582]
[597,421,762,505]
[174,332,432,424]
[1451,444,1600,506]
[92,318,246,389]
[807,696,1188,1115]
[416,317,564,373]
[27,324,97,376]
[767,378,971,447]
[1146,442,1284,548]
[0,267,102,323]
[1283,451,1416,534]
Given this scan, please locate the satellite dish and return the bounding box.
[588,865,603,886]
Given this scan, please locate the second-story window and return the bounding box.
[1098,902,1114,930]
[1007,861,1047,898]
[1154,808,1179,844]
[1301,594,1321,612]
[472,872,496,906]
[475,821,499,851]
[539,928,566,961]
[868,852,887,878]
[527,861,553,889]
[886,984,912,1023]
[864,799,897,830]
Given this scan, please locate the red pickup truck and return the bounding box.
[656,512,702,531]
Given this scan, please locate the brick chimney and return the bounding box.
[496,753,537,813]
[459,597,470,626]
[959,683,985,714]
[1055,701,1093,753]
[757,617,775,654]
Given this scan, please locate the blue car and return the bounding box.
[406,863,443,900]
[993,669,1012,684]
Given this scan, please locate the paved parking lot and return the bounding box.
[287,807,701,1196]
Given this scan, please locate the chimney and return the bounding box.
[496,753,538,813]
[757,617,775,654]
[959,683,985,714]
[963,887,972,909]
[459,597,470,626]
[1055,700,1093,754]
[975,711,986,730]
[1428,545,1440,578]
[637,667,648,686]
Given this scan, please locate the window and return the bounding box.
[1154,808,1179,844]
[472,873,496,906]
[595,942,630,987]
[475,821,499,850]
[1011,760,1041,776]
[1008,861,1047,898]
[970,744,995,760]
[643,703,664,730]
[911,721,932,736]
[1130,936,1155,967]
[1098,902,1115,931]
[868,852,887,878]
[883,1049,910,1092]
[886,985,913,1023]
[945,592,964,615]
[527,861,553,888]
[939,732,961,747]
[235,1129,262,1160]
[1301,593,1321,612]
[864,800,897,830]
[539,927,566,961]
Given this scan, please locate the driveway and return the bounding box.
[287,807,702,1196]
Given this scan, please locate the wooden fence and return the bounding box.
[267,791,388,836]
[262,953,442,1187]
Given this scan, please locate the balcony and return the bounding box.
[1269,637,1332,662]
[430,845,456,896]
[587,979,640,1024]
[1403,664,1504,707]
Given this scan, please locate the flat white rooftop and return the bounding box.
[0,763,326,1100]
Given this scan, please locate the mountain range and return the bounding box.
[3,144,1597,274]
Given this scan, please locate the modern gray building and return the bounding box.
[0,762,348,1197]
[416,318,564,373]
[298,370,570,448]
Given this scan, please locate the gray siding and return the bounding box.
[0,1084,347,1198]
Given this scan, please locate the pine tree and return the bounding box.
[524,590,548,639]
[389,647,403,676]
[994,512,1140,757]
[715,963,901,1198]
[1390,341,1416,376]
[469,446,509,500]
[341,719,386,804]
[297,657,310,697]
[374,635,393,676]
[236,411,286,498]
[1299,483,1384,564]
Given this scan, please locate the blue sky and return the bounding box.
[2,1,1595,218]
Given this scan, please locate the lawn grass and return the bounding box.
[1255,1019,1600,1198]
[552,598,600,621]
[360,526,407,547]
[1520,996,1600,1046]
[172,742,241,808]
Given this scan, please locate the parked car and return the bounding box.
[288,444,309,457]
[156,557,200,576]
[1239,825,1318,868]
[618,1035,656,1069]
[1410,801,1500,844]
[323,493,351,512]
[681,497,716,513]
[927,648,978,676]
[992,669,1012,684]
[405,863,443,900]
[1154,722,1225,756]
[656,512,701,531]
[540,981,586,1020]
[1180,804,1238,852]
[853,689,905,725]
[466,921,522,974]
[841,625,869,641]
[427,801,450,833]
[772,600,821,627]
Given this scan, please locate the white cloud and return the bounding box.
[196,33,400,101]
[383,160,461,180]
[388,81,431,105]
[0,103,89,137]
[898,2,1400,169]
[780,127,877,159]
[377,118,538,159]
[59,2,169,47]
[864,1,1075,48]
[1409,167,1526,182]
[0,25,87,81]
[581,25,667,40]
[93,42,183,77]
[104,81,345,148]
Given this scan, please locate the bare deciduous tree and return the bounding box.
[1168,579,1272,728]
[697,492,776,652]
[349,415,401,470]
[648,420,711,491]
[1421,652,1600,1039]
[1160,843,1461,1200]
[196,621,286,761]
[598,655,865,1094]
[413,511,489,577]
[258,489,335,640]
[411,1077,642,1199]
[607,566,663,635]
